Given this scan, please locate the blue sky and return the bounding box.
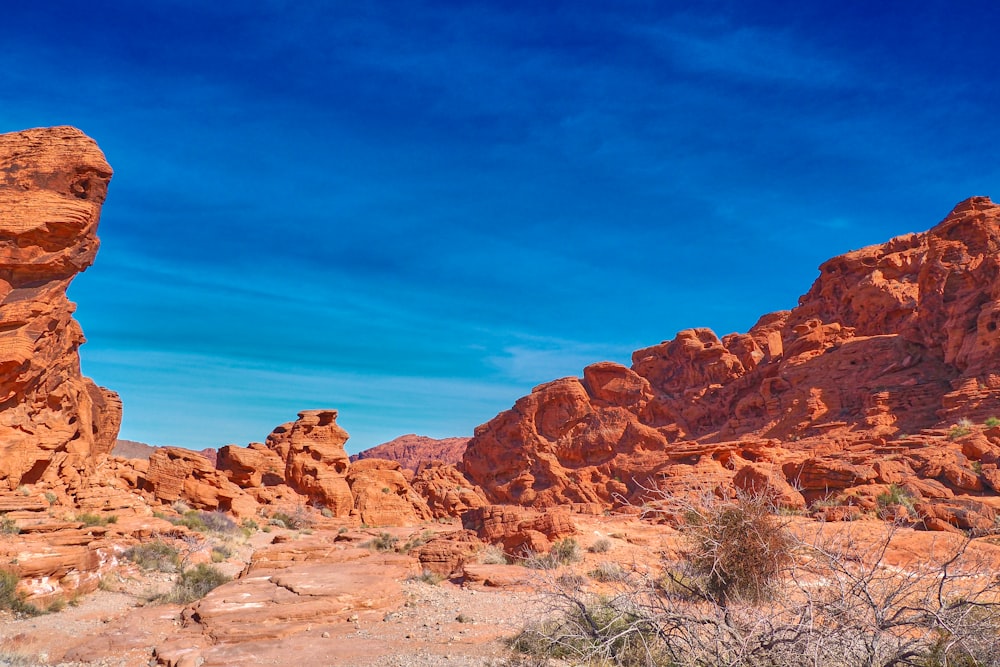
[3,1,998,452]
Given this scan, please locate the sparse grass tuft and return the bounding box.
[588,561,626,582]
[198,511,239,535]
[986,416,1000,428]
[408,568,445,585]
[267,508,313,530]
[364,532,399,552]
[0,514,19,535]
[876,483,917,516]
[479,544,510,565]
[210,545,232,563]
[75,512,116,527]
[950,419,974,440]
[171,511,207,532]
[588,538,612,554]
[123,540,181,572]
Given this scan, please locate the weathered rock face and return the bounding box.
[350,434,470,471]
[266,409,354,514]
[212,411,436,525]
[464,197,1000,517]
[144,447,257,517]
[0,126,121,491]
[461,505,577,555]
[411,460,488,519]
[346,458,433,525]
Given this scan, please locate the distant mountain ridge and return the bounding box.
[351,434,469,471]
[113,439,218,466]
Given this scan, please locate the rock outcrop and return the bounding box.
[410,460,489,519]
[0,126,121,492]
[212,411,433,525]
[463,197,1000,527]
[350,434,469,471]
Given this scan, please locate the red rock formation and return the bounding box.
[265,409,354,514]
[346,458,433,526]
[213,411,437,526]
[463,197,1000,527]
[0,126,121,492]
[461,505,577,555]
[410,461,488,518]
[350,434,469,471]
[144,447,257,517]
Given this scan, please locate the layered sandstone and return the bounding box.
[0,126,121,492]
[463,197,1000,528]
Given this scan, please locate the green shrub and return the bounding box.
[123,541,181,572]
[876,483,917,515]
[171,511,208,532]
[400,530,435,553]
[0,569,18,608]
[552,538,582,565]
[949,426,972,440]
[161,564,229,604]
[44,492,57,506]
[0,569,41,617]
[986,416,1000,428]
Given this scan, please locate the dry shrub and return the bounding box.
[508,490,1000,667]
[679,491,793,602]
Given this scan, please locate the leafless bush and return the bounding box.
[675,490,794,603]
[509,491,1000,666]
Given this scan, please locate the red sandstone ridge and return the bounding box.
[0,126,121,492]
[463,197,1000,521]
[350,434,469,471]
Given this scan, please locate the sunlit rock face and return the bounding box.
[463,197,1000,512]
[0,126,121,491]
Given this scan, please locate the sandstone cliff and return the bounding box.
[463,197,1000,526]
[0,126,121,492]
